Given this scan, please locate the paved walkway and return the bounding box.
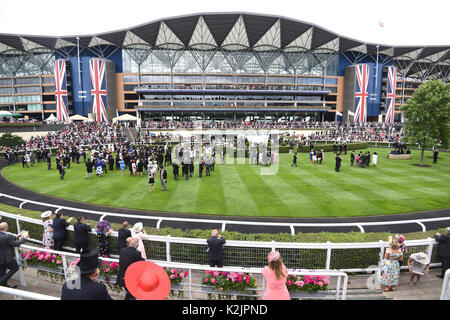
[0,267,446,300]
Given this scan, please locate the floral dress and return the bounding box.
[378,251,403,286]
[42,220,54,248]
[96,220,111,257]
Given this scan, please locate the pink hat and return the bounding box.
[267,251,280,263]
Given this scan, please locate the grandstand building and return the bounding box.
[0,13,448,122]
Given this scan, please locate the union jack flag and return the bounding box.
[89,59,108,122]
[385,66,397,123]
[353,64,369,123]
[54,60,69,122]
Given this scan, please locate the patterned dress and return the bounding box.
[42,219,54,248]
[96,220,111,257]
[378,251,403,286]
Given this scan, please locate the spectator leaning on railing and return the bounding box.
[0,222,29,288]
[435,227,450,279]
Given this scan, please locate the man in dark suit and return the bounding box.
[0,222,29,288]
[160,166,168,191]
[116,238,144,300]
[116,221,132,253]
[207,229,226,268]
[350,150,355,166]
[435,227,450,278]
[61,248,113,300]
[291,153,297,167]
[73,216,92,253]
[433,148,439,164]
[172,159,179,181]
[52,212,72,251]
[335,153,342,172]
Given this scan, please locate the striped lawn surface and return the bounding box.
[1,148,449,218]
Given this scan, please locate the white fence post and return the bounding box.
[62,255,69,280]
[16,215,21,235]
[379,240,385,262]
[271,240,275,252]
[166,235,171,263]
[326,241,332,270]
[14,247,27,287]
[426,237,434,263]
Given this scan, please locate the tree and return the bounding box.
[401,80,450,166]
[0,132,25,147]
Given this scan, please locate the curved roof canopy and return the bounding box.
[0,12,448,79]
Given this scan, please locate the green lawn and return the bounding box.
[2,148,449,218]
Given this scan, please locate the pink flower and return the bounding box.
[183,271,189,277]
[211,278,217,284]
[180,273,184,279]
[205,278,209,283]
[287,280,292,286]
[104,268,110,273]
[206,270,213,275]
[318,281,323,287]
[222,272,227,276]
[103,261,108,265]
[170,275,176,279]
[171,269,176,273]
[22,253,27,258]
[213,271,219,277]
[71,258,80,266]
[56,260,62,265]
[296,281,304,287]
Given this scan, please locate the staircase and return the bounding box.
[125,126,138,143]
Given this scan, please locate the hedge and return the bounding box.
[0,202,445,270]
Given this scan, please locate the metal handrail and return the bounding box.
[0,286,59,300]
[440,269,450,300]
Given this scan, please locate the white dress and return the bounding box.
[372,154,378,166]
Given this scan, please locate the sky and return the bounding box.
[0,0,449,46]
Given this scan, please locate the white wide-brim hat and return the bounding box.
[41,211,52,218]
[133,222,143,233]
[412,252,430,265]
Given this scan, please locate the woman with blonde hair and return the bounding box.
[261,251,290,300]
[378,237,404,292]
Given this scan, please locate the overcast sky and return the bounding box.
[0,0,449,46]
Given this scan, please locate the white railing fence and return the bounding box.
[0,285,60,300]
[440,269,450,300]
[2,193,450,236]
[15,244,348,300]
[1,211,442,274]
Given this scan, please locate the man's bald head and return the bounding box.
[128,237,139,248]
[446,227,450,233]
[0,222,8,232]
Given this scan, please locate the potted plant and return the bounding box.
[286,272,330,299]
[165,268,189,298]
[20,249,65,283]
[202,271,257,300]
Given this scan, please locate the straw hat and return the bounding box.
[124,261,171,300]
[411,252,430,265]
[41,211,52,219]
[133,222,143,233]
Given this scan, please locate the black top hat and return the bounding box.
[77,248,103,275]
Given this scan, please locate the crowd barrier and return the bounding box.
[0,285,59,300]
[0,210,443,273]
[14,244,349,300]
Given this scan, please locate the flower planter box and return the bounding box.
[201,285,257,297]
[22,262,65,275]
[289,291,328,299]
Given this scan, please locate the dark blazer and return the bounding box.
[0,232,25,265]
[52,217,70,240]
[73,222,92,245]
[435,233,450,258]
[116,228,132,251]
[116,246,144,287]
[61,276,113,300]
[207,236,226,261]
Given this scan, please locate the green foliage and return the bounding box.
[0,123,42,127]
[0,132,25,147]
[401,80,450,163]
[296,143,368,153]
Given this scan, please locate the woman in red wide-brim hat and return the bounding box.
[124,261,171,300]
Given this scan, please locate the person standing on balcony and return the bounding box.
[207,229,226,268]
[261,251,290,300]
[117,221,132,253]
[435,227,450,279]
[73,216,92,254]
[41,211,53,248]
[0,222,29,288]
[52,212,73,251]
